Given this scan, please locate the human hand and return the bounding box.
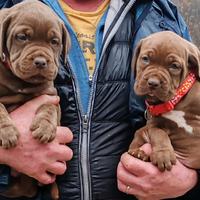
[0,95,73,184]
[117,144,197,200]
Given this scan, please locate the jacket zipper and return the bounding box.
[80,115,91,200]
[66,59,92,200]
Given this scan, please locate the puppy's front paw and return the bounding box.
[128,148,149,162]
[150,150,176,171]
[30,119,56,143]
[0,125,19,148]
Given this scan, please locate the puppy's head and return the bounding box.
[0,0,70,84]
[132,31,200,104]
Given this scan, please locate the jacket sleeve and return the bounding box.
[0,0,23,8]
[129,73,146,132]
[0,0,13,8]
[165,0,192,41]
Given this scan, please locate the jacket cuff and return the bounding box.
[194,169,200,187]
[0,165,11,192]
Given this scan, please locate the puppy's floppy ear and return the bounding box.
[61,22,71,64]
[131,39,143,78]
[187,41,200,78]
[0,9,11,61]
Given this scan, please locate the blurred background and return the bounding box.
[172,0,200,49]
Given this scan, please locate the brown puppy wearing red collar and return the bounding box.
[0,0,70,199]
[128,31,200,172]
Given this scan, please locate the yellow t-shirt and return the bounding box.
[59,0,110,76]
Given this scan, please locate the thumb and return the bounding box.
[10,95,60,129]
[11,95,59,116]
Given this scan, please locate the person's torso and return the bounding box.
[55,4,135,199]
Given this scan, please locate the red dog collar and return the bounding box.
[145,72,196,117]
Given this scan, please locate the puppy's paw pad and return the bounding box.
[0,126,19,149]
[128,148,149,161]
[31,120,56,143]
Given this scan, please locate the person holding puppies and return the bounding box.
[0,0,200,200]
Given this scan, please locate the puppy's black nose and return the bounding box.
[33,57,47,69]
[147,77,160,88]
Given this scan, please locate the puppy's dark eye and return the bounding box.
[141,55,150,65]
[50,38,59,46]
[169,63,181,70]
[16,33,29,42]
[169,62,182,74]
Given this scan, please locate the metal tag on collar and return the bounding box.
[2,53,6,62]
[144,109,152,120]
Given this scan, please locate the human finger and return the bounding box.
[10,95,60,120]
[50,144,73,162]
[118,179,133,195]
[56,126,73,144]
[37,173,56,185]
[25,95,60,108]
[117,162,138,187]
[120,152,157,176]
[14,95,59,113]
[117,179,144,197]
[47,161,67,175]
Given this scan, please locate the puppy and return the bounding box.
[129,31,200,172]
[0,0,70,199]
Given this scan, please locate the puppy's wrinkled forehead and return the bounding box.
[8,1,62,39]
[141,32,187,62]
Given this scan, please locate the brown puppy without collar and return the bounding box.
[129,31,200,172]
[0,0,70,199]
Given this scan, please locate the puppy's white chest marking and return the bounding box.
[162,111,193,134]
